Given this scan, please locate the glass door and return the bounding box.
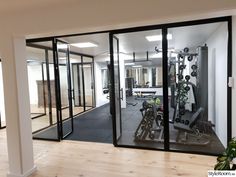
[167,22,229,155]
[110,35,122,141]
[55,39,73,139]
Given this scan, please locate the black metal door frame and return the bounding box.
[53,38,74,139]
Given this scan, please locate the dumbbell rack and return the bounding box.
[134,103,163,141]
[173,47,198,125]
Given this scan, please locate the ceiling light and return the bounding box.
[125,63,135,66]
[71,42,98,48]
[132,65,142,68]
[146,34,172,42]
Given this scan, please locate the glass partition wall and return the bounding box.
[26,39,95,140]
[0,60,6,129]
[110,17,231,155]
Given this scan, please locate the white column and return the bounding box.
[0,36,36,177]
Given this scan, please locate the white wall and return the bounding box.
[27,64,42,106]
[94,55,109,107]
[206,23,228,147]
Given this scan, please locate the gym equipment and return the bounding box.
[171,46,212,146]
[134,45,212,146]
[134,97,163,141]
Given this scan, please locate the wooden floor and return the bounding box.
[0,129,216,177]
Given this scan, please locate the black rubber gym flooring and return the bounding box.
[33,97,225,154]
[33,104,113,143]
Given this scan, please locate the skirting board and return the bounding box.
[7,165,37,177]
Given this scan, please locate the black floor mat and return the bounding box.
[34,104,113,143]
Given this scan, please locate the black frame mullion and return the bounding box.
[52,39,63,141]
[162,27,170,150]
[81,56,86,111]
[227,17,232,143]
[109,33,117,146]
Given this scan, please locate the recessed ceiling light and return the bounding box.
[71,42,98,48]
[146,34,172,42]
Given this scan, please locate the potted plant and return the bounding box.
[215,137,236,170]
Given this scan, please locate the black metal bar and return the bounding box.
[81,56,86,112]
[52,38,62,141]
[162,27,170,150]
[31,113,46,119]
[146,51,149,61]
[66,44,74,132]
[92,57,96,108]
[77,64,82,107]
[115,144,220,156]
[109,33,117,146]
[227,17,232,143]
[45,50,53,126]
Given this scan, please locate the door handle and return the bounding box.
[120,88,123,100]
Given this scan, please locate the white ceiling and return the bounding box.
[61,22,224,56]
[28,22,225,67]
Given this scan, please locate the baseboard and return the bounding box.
[7,165,37,177]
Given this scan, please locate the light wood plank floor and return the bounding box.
[0,128,216,177]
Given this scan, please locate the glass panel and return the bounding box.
[71,63,84,115]
[168,22,228,155]
[27,41,59,140]
[83,63,94,110]
[115,29,164,150]
[0,62,6,128]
